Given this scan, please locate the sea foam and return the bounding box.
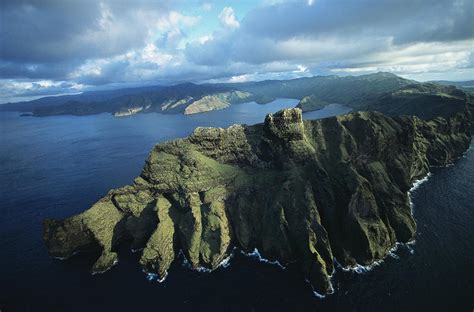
[241,248,286,269]
[140,173,434,294]
[334,173,432,275]
[144,270,168,283]
[305,273,335,299]
[179,248,236,273]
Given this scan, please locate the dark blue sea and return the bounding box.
[0,99,473,311]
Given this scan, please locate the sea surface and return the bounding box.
[0,99,472,311]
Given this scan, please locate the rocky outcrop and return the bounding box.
[160,96,194,112]
[43,107,471,295]
[113,105,151,117]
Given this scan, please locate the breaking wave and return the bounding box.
[241,248,286,269]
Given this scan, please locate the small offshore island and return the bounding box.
[43,105,471,295]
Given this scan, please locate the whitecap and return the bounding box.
[312,290,326,299]
[144,270,168,283]
[405,241,416,254]
[145,272,158,281]
[408,172,432,212]
[218,252,233,269]
[388,252,400,259]
[241,248,286,269]
[156,271,168,283]
[179,248,235,272]
[334,239,416,274]
[406,172,431,257]
[350,260,384,274]
[335,251,388,274]
[194,266,212,273]
[304,278,335,299]
[388,242,402,259]
[409,173,432,193]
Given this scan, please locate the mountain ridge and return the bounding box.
[4,73,473,134]
[0,72,417,116]
[43,105,472,296]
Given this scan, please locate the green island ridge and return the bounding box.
[296,95,330,112]
[3,73,473,131]
[43,105,471,296]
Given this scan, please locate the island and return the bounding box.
[296,95,330,112]
[5,73,472,121]
[43,106,471,296]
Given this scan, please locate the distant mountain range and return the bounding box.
[222,72,414,108]
[430,80,474,92]
[1,73,472,124]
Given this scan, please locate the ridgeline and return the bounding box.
[44,105,471,295]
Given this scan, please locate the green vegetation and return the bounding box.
[230,72,414,108]
[4,72,473,123]
[183,91,252,115]
[367,83,473,123]
[44,105,471,295]
[296,94,330,112]
[431,80,474,92]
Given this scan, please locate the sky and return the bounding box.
[0,0,473,103]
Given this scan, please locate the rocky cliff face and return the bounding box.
[43,107,471,295]
[113,105,151,117]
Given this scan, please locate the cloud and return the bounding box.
[0,0,473,102]
[0,1,175,64]
[219,7,240,29]
[201,2,212,11]
[154,11,200,49]
[0,1,198,83]
[186,0,473,79]
[293,65,308,73]
[330,41,474,77]
[239,0,473,44]
[0,79,84,103]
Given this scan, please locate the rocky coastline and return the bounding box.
[43,107,472,295]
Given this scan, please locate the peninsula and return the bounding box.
[43,106,471,295]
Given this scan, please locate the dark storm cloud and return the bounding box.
[0,60,80,80]
[0,0,472,102]
[0,0,172,66]
[73,60,135,86]
[1,0,102,63]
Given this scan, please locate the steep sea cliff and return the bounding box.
[43,107,471,295]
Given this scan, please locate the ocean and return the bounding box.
[0,99,472,311]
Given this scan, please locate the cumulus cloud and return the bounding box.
[0,0,473,103]
[219,7,240,29]
[0,1,200,90]
[187,0,473,79]
[0,79,84,103]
